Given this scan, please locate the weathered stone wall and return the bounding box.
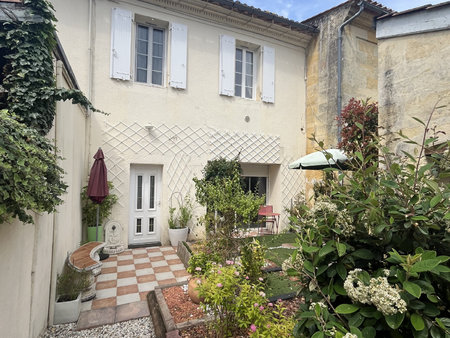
[304,6,379,195]
[342,19,379,107]
[378,30,450,154]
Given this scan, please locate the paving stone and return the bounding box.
[76,306,116,330]
[115,300,150,323]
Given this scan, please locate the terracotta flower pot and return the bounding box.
[188,277,204,304]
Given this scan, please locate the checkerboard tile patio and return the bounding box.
[80,246,190,312]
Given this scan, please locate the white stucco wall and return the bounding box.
[53,0,309,246]
[0,61,89,337]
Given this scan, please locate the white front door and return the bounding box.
[129,165,161,245]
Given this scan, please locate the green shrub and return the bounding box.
[292,113,450,337]
[56,261,90,302]
[81,182,118,227]
[241,239,266,282]
[198,263,295,337]
[0,111,66,223]
[193,168,264,260]
[187,251,221,277]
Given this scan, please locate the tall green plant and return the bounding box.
[292,110,450,337]
[81,182,118,227]
[0,111,67,223]
[193,169,264,260]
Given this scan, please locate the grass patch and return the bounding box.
[242,233,297,247]
[266,248,295,266]
[264,271,302,299]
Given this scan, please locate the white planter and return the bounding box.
[54,293,81,325]
[168,227,188,247]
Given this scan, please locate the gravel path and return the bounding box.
[40,317,155,338]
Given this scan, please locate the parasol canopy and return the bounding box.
[288,149,349,170]
[87,148,109,204]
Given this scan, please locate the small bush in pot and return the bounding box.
[168,194,193,246]
[56,262,90,302]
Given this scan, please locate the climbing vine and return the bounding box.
[0,0,101,223]
[0,0,100,134]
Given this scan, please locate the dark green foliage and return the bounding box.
[81,182,118,227]
[0,0,100,135]
[293,111,450,337]
[240,239,266,282]
[202,157,242,183]
[0,111,67,223]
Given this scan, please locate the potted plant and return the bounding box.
[186,250,220,303]
[81,181,118,242]
[54,261,90,324]
[168,194,193,246]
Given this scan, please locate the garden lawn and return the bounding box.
[264,271,302,299]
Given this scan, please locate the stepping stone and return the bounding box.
[76,306,115,330]
[115,300,150,323]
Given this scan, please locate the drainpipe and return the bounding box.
[337,1,364,143]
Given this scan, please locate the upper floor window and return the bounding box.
[110,7,188,89]
[235,48,254,99]
[219,34,275,103]
[136,25,164,86]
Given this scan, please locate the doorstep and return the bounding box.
[76,300,150,330]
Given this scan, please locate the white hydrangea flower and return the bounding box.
[344,269,407,316]
[343,333,358,338]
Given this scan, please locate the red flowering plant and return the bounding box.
[338,98,378,167]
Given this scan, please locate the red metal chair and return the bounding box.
[258,205,279,234]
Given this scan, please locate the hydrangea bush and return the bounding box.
[291,111,450,337]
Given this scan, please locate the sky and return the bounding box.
[242,0,443,21]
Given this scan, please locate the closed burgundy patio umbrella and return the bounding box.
[87,148,109,241]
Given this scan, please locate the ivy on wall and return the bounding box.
[0,0,100,134]
[0,0,101,223]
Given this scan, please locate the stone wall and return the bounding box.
[378,29,450,154]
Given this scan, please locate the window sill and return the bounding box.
[134,81,166,89]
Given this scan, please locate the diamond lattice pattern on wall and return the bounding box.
[210,131,281,164]
[281,158,306,224]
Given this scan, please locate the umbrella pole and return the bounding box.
[96,205,99,241]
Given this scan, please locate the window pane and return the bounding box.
[235,84,241,97]
[148,218,155,233]
[152,71,162,85]
[246,51,253,64]
[136,69,147,83]
[137,25,149,40]
[137,54,148,69]
[235,59,242,73]
[136,218,142,234]
[137,40,148,54]
[136,175,143,209]
[153,43,163,57]
[149,176,155,209]
[245,86,252,99]
[152,57,163,72]
[246,74,253,87]
[153,29,164,44]
[246,63,253,76]
[236,48,243,61]
[235,73,242,86]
